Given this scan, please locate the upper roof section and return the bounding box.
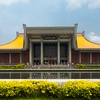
[77,32,100,50]
[23,24,78,50]
[0,32,24,50]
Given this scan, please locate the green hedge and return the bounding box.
[0,63,25,69]
[0,80,100,99]
[16,63,25,69]
[76,64,85,69]
[76,63,100,69]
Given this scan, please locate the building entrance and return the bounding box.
[44,43,57,65]
[32,42,68,65]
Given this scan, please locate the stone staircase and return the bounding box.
[24,64,77,69]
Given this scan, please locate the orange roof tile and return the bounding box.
[77,35,100,49]
[0,35,24,50]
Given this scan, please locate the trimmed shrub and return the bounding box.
[76,64,85,69]
[0,63,25,69]
[0,66,16,69]
[15,63,25,69]
[0,80,100,99]
[0,66,3,69]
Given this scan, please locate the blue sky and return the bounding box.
[0,0,100,44]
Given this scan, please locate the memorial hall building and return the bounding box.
[0,23,100,65]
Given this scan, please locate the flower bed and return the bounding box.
[0,80,100,100]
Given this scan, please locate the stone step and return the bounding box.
[24,65,76,69]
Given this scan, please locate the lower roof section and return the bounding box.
[77,34,100,50]
[0,35,24,50]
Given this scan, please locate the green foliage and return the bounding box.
[0,66,15,69]
[0,66,3,69]
[76,64,85,69]
[16,63,25,69]
[82,66,100,69]
[0,80,100,99]
[0,63,25,69]
[76,63,100,69]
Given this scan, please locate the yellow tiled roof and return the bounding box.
[0,34,100,50]
[0,35,24,50]
[77,35,100,49]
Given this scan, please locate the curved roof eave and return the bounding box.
[77,34,100,50]
[0,35,24,50]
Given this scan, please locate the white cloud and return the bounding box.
[87,32,100,44]
[0,0,29,5]
[1,0,99,9]
[65,0,100,10]
[65,0,87,10]
[88,0,100,9]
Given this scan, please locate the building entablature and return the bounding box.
[26,27,74,35]
[26,27,74,41]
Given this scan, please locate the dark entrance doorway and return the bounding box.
[60,43,68,64]
[43,43,57,65]
[33,43,41,65]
